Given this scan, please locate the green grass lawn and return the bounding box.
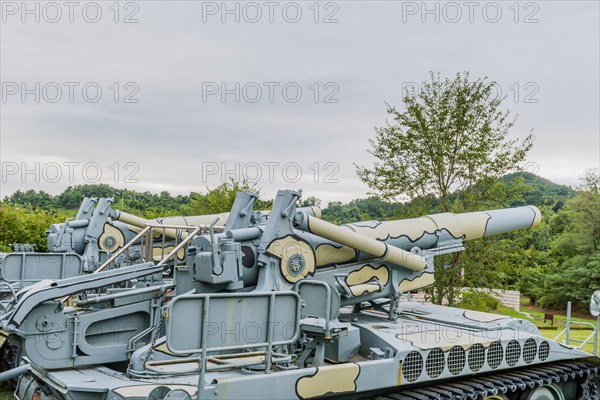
[494,296,599,354]
[539,328,598,354]
[518,295,597,328]
[494,297,599,354]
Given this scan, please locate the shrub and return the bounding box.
[456,291,500,312]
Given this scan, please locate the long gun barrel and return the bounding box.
[298,215,427,271]
[116,206,321,241]
[344,205,541,242]
[294,205,541,271]
[113,210,230,240]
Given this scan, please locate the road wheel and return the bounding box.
[519,384,566,400]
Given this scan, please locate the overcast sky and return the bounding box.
[1,0,598,205]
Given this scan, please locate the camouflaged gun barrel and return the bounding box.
[113,210,230,240]
[296,205,541,271]
[116,206,321,241]
[299,214,428,271]
[342,205,542,245]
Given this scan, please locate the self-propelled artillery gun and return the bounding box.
[1,190,598,400]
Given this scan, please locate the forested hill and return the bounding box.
[2,172,576,221]
[500,172,575,210]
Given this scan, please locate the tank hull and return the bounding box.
[14,303,598,400]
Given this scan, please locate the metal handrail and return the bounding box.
[0,282,19,316]
[553,321,597,353]
[296,280,332,336]
[156,226,202,267]
[59,223,208,304]
[96,223,223,273]
[95,225,152,274]
[553,309,598,354]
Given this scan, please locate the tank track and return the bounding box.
[358,361,599,400]
[0,342,20,390]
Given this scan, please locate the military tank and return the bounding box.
[1,189,598,400]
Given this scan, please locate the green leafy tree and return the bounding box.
[540,253,600,309]
[321,197,404,224]
[0,202,65,252]
[184,180,272,215]
[5,189,54,210]
[299,196,322,208]
[538,169,600,309]
[357,72,533,210]
[356,72,534,305]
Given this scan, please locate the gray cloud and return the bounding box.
[1,1,598,205]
